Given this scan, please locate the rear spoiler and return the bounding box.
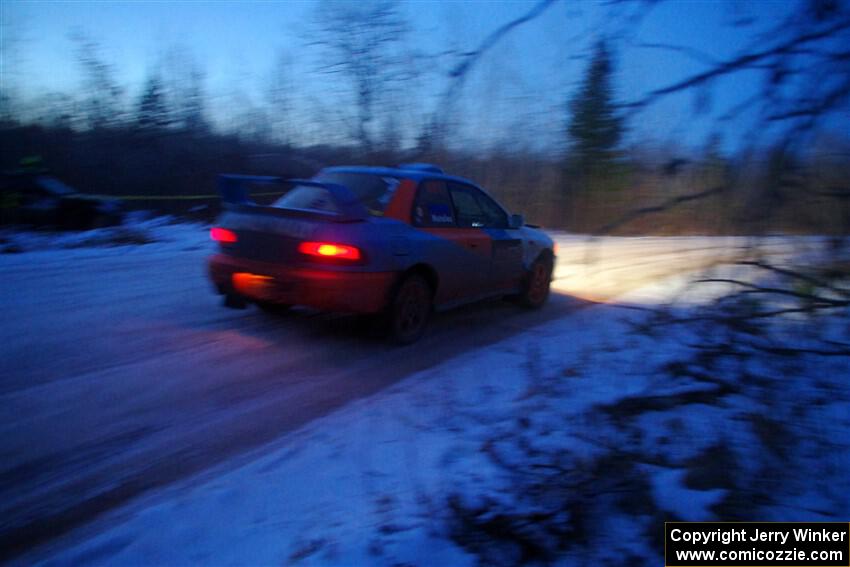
[217,174,367,222]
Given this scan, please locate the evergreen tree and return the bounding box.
[566,41,623,179]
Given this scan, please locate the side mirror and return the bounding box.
[509,214,524,229]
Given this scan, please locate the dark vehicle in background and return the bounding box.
[0,172,123,229]
[208,163,556,343]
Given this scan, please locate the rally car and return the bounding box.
[208,164,556,343]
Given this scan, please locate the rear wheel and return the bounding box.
[519,256,552,309]
[389,274,432,344]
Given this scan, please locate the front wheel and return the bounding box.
[388,274,432,344]
[519,256,552,309]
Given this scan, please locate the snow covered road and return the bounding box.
[0,222,811,561]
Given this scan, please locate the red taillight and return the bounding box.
[298,241,362,261]
[211,227,237,244]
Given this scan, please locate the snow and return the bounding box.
[648,467,726,522]
[33,306,653,565]
[0,213,209,258]
[3,220,847,565]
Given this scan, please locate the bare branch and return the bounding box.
[635,41,721,66]
[766,77,850,121]
[694,278,850,307]
[622,17,850,113]
[738,260,850,298]
[596,185,726,234]
[447,0,557,81]
[423,0,558,149]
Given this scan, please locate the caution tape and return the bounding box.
[88,191,287,201]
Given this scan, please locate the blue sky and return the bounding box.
[1,0,812,153]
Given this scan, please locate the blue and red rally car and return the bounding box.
[208,164,555,343]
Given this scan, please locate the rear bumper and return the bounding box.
[208,254,396,314]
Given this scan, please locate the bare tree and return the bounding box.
[160,45,208,134]
[310,0,410,152]
[69,30,124,130]
[0,6,27,126]
[420,0,558,152]
[624,0,850,151]
[33,92,76,129]
[266,50,293,145]
[232,88,272,143]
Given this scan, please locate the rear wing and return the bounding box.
[217,174,367,221]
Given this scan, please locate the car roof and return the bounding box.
[320,165,480,187]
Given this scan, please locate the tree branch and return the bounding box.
[737,260,850,298]
[635,41,721,66]
[596,185,726,234]
[695,278,850,306]
[622,18,850,113]
[422,0,558,149]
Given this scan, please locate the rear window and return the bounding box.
[314,172,400,217]
[272,172,400,216]
[273,185,339,214]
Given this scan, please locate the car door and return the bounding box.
[447,182,524,293]
[411,179,489,304]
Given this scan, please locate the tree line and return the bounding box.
[1,0,848,234]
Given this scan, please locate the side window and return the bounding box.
[413,180,456,227]
[448,183,508,229]
[474,190,509,229]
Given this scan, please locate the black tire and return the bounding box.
[388,274,432,344]
[519,256,552,309]
[256,301,292,315]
